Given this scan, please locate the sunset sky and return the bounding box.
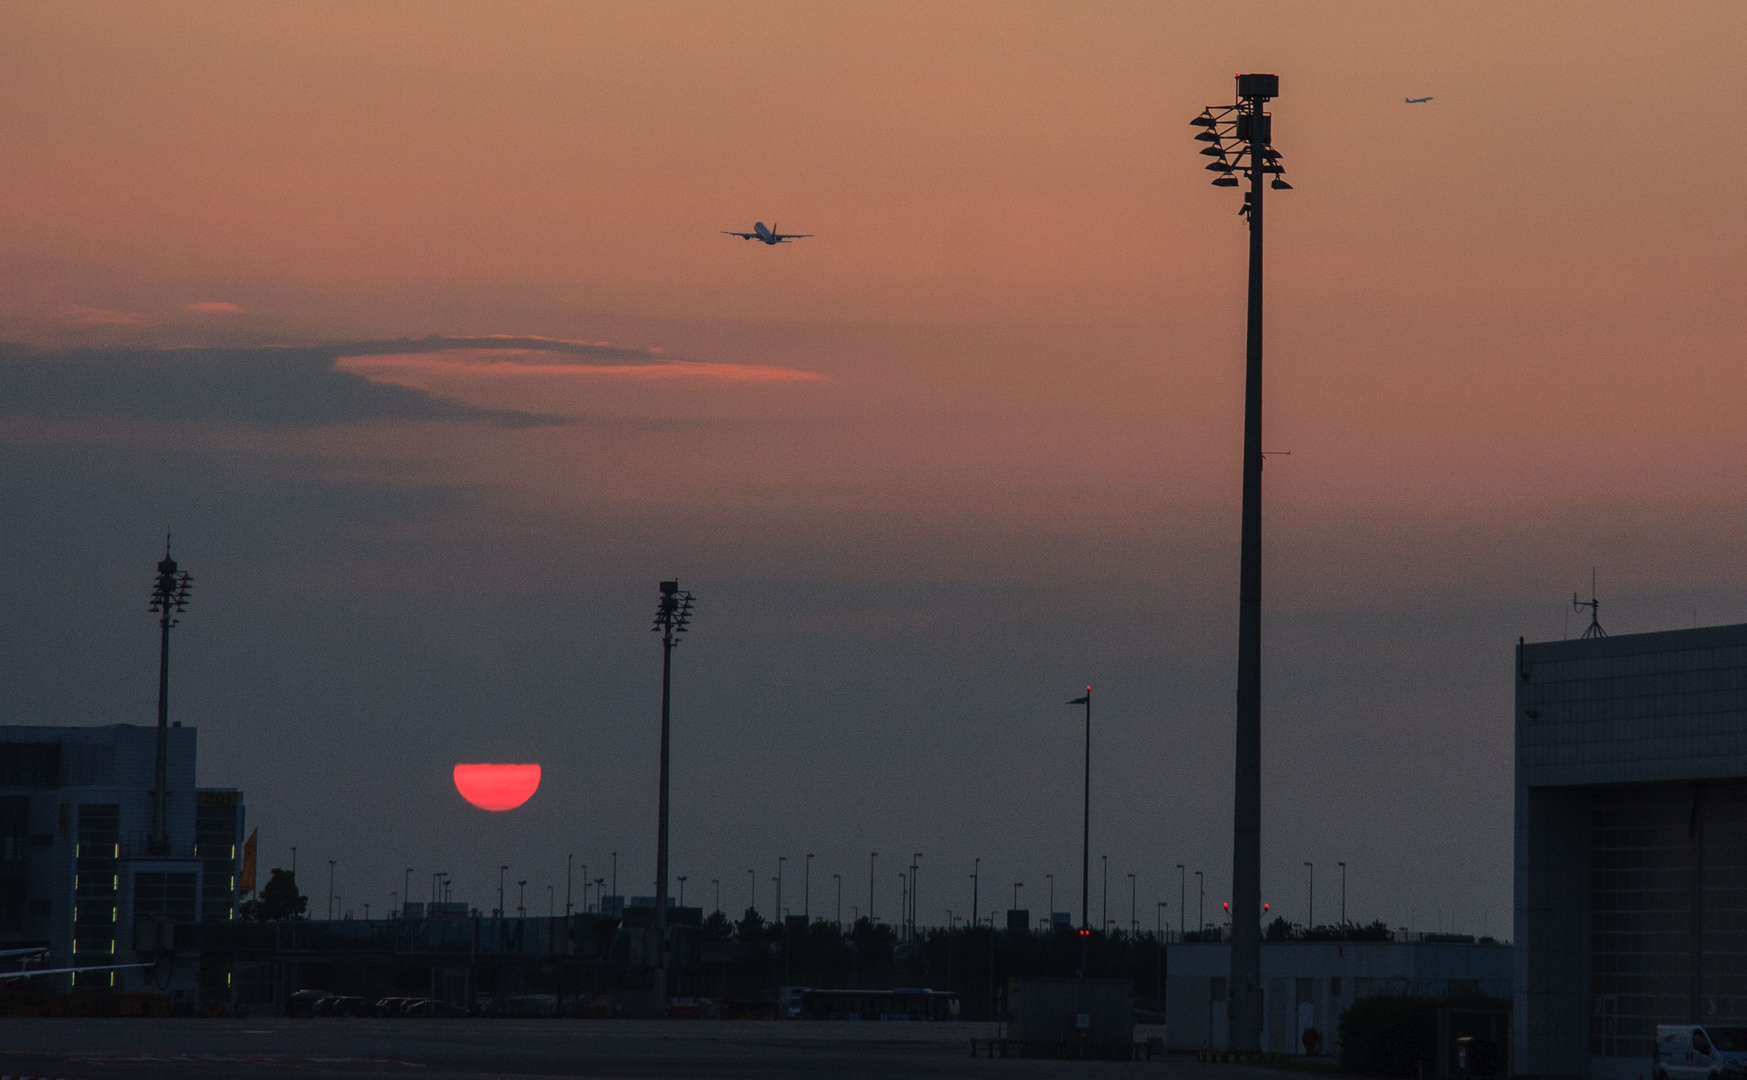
[4,2,1747,932]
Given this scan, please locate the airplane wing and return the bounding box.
[0,947,47,960]
[774,234,814,241]
[722,231,760,239]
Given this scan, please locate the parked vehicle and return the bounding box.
[1656,1025,1747,1080]
[286,989,326,1018]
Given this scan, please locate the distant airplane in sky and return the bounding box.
[723,222,812,245]
[1405,96,1433,104]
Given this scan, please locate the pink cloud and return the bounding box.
[61,305,146,326]
[185,300,244,313]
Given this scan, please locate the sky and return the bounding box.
[4,1,1747,934]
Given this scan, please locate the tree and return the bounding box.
[736,906,766,942]
[250,868,308,921]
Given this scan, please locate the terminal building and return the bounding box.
[0,723,243,1006]
[1516,622,1747,1079]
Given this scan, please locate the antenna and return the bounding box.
[1573,568,1606,639]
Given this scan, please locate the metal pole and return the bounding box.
[869,852,877,924]
[834,874,841,926]
[1196,870,1204,936]
[1129,873,1137,936]
[1227,72,1278,1056]
[1082,689,1091,932]
[805,854,813,923]
[654,601,675,1014]
[971,858,979,929]
[1177,865,1186,942]
[327,860,336,921]
[1338,862,1346,926]
[1305,861,1314,928]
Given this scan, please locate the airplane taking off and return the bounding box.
[1405,96,1433,103]
[723,222,812,244]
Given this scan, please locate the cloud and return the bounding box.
[0,340,574,429]
[339,347,828,383]
[185,301,244,313]
[61,305,147,326]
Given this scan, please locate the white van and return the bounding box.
[1655,1025,1747,1080]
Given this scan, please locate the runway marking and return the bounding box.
[69,1053,423,1066]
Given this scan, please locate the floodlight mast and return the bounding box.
[147,537,192,856]
[651,579,694,1015]
[1191,72,1289,1055]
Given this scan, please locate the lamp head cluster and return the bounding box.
[1191,73,1291,212]
[653,579,695,640]
[149,537,193,625]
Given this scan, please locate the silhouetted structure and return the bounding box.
[1191,72,1292,1054]
[0,723,244,1007]
[650,579,693,1015]
[1515,622,1747,1077]
[148,539,191,855]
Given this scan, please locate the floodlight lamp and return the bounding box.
[1194,130,1218,142]
[1205,162,1233,172]
[1271,179,1293,190]
[1199,146,1224,157]
[1211,176,1240,187]
[1190,115,1216,127]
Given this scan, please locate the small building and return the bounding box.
[0,723,244,1007]
[1515,623,1747,1080]
[1165,939,1511,1055]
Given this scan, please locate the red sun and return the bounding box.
[453,764,541,811]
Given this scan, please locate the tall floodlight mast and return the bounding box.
[650,579,694,1015]
[1190,72,1291,1054]
[148,538,192,856]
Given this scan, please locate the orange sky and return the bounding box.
[5,1,1747,932]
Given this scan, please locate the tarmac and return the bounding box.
[0,1018,1306,1080]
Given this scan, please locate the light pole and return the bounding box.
[1101,855,1109,933]
[1191,71,1290,1055]
[147,538,192,856]
[404,868,413,917]
[499,866,508,919]
[833,873,841,926]
[869,852,877,925]
[970,858,979,929]
[804,854,814,923]
[1176,865,1186,943]
[1338,862,1347,926]
[1305,861,1314,929]
[517,879,526,918]
[712,878,720,914]
[1128,873,1137,936]
[327,860,336,921]
[911,853,922,937]
[651,579,694,1015]
[678,875,686,907]
[1067,688,1091,931]
[1195,870,1204,936]
[777,857,786,923]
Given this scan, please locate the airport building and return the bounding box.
[1516,623,1747,1079]
[1165,939,1511,1055]
[0,723,244,1005]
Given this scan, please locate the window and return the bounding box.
[74,804,120,972]
[0,744,59,788]
[133,872,198,924]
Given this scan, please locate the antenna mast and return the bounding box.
[1573,568,1606,639]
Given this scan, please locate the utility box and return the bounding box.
[1008,978,1134,1059]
